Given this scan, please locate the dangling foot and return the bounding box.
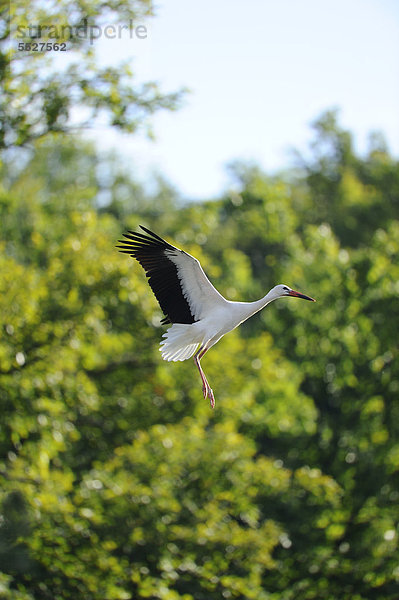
[208,387,215,409]
[194,348,215,408]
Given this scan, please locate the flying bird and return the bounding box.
[117,226,315,408]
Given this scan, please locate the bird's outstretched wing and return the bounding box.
[116,226,226,324]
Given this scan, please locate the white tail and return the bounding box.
[160,324,200,362]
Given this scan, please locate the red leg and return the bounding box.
[194,346,215,408]
[194,348,208,400]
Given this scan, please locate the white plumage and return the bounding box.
[117,226,315,408]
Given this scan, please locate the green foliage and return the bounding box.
[1,116,399,599]
[291,110,399,246]
[1,0,183,148]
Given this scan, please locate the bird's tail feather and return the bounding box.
[160,324,199,362]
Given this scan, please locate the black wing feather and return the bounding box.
[116,226,196,325]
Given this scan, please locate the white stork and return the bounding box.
[117,226,315,408]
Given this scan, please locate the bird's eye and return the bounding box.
[283,286,289,291]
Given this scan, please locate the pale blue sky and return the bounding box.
[93,0,399,199]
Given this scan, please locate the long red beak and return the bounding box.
[288,289,316,302]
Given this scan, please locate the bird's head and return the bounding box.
[272,284,315,302]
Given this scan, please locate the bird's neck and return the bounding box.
[249,290,278,315]
[233,290,278,322]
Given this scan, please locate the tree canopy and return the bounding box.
[1,114,399,599]
[1,0,183,148]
